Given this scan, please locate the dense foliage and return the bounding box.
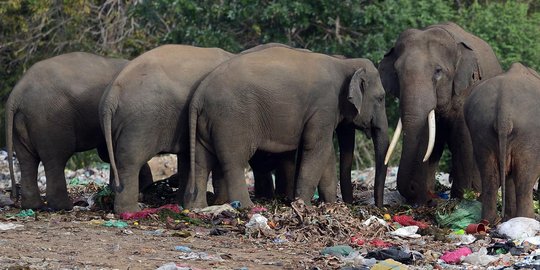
[1,0,538,170]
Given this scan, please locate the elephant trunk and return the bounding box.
[372,109,389,207]
[396,83,437,204]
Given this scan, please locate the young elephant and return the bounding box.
[464,63,540,223]
[185,47,389,209]
[5,52,153,210]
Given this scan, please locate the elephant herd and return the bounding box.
[5,22,540,223]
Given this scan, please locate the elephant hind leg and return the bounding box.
[476,149,500,223]
[42,156,72,210]
[184,141,217,208]
[14,138,43,209]
[512,157,539,219]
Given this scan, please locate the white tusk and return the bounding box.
[423,110,436,162]
[384,118,402,165]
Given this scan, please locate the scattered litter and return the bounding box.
[371,258,408,270]
[497,217,540,240]
[102,220,128,228]
[448,233,476,245]
[462,247,498,266]
[465,222,487,234]
[487,240,524,255]
[120,204,181,220]
[174,246,192,252]
[440,246,472,264]
[392,215,429,229]
[0,222,23,230]
[171,231,191,238]
[514,250,540,269]
[245,214,270,230]
[177,251,224,262]
[230,201,241,209]
[362,216,388,227]
[193,204,238,216]
[16,209,35,218]
[156,262,201,270]
[365,247,416,264]
[435,200,481,230]
[143,229,165,236]
[390,226,421,238]
[320,245,354,257]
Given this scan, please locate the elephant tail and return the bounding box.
[496,109,512,220]
[100,92,122,192]
[5,95,18,200]
[188,101,199,201]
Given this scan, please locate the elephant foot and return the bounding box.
[114,202,141,214]
[46,196,73,211]
[21,198,45,210]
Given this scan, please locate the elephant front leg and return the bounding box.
[275,151,297,201]
[449,118,481,198]
[295,130,334,204]
[317,148,338,203]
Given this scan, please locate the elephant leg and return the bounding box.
[449,118,482,197]
[14,137,43,209]
[253,170,274,199]
[336,122,355,204]
[295,126,334,204]
[113,146,151,213]
[275,151,296,201]
[318,148,338,203]
[211,166,227,205]
[174,154,189,203]
[42,156,72,210]
[477,151,499,223]
[138,163,153,192]
[503,174,516,220]
[513,160,538,219]
[184,141,216,208]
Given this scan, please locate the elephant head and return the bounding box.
[346,63,389,206]
[379,22,501,204]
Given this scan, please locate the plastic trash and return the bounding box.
[497,217,540,240]
[371,259,408,270]
[320,245,354,257]
[462,247,498,266]
[369,238,392,248]
[390,225,421,238]
[174,246,192,252]
[440,246,472,264]
[365,247,415,264]
[230,201,241,209]
[194,204,238,216]
[393,215,429,229]
[487,240,524,255]
[16,209,35,218]
[120,204,181,220]
[465,222,487,234]
[362,216,388,227]
[448,233,476,245]
[523,236,540,246]
[102,220,128,228]
[156,262,198,270]
[245,214,270,230]
[435,200,481,230]
[0,222,23,230]
[177,251,224,261]
[143,229,165,236]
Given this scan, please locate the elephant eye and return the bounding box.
[434,66,443,80]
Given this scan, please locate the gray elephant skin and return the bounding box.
[184,46,389,209]
[379,22,503,204]
[465,63,540,223]
[100,45,235,213]
[5,52,153,210]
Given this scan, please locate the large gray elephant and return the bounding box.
[379,22,503,204]
[5,52,153,210]
[100,45,235,213]
[465,63,540,223]
[184,47,389,209]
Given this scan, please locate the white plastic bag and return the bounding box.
[497,217,540,240]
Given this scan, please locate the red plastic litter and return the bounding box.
[120,204,181,220]
[392,215,429,229]
[440,246,472,264]
[350,235,365,245]
[369,238,392,248]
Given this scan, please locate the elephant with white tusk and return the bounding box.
[379,22,503,204]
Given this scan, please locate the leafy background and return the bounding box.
[1,0,539,170]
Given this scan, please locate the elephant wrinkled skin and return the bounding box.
[465,63,540,223]
[5,52,153,210]
[185,47,389,209]
[379,22,503,204]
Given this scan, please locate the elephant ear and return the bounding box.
[348,68,365,113]
[453,42,482,96]
[378,48,399,98]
